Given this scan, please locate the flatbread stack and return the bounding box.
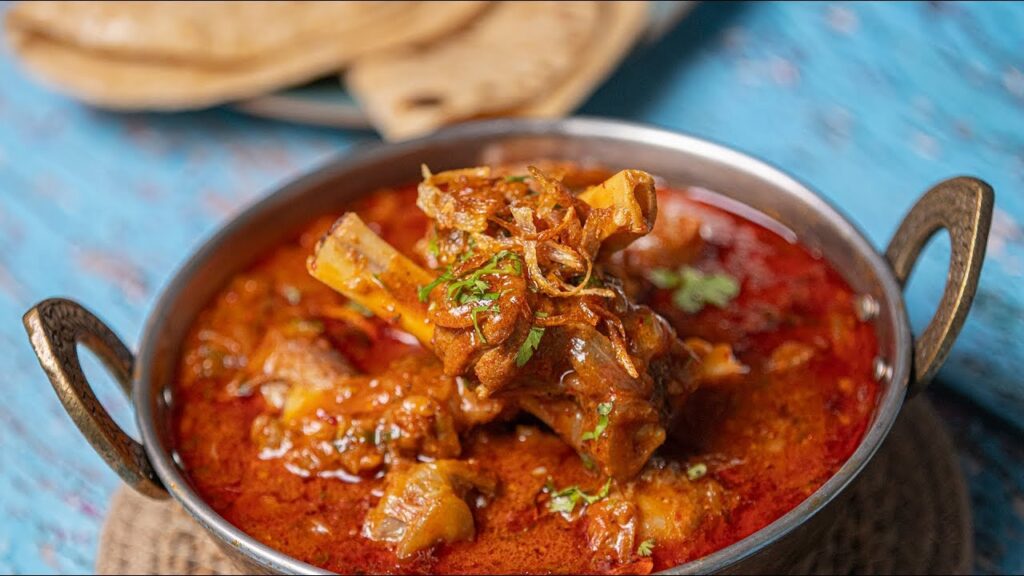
[3,1,487,110]
[346,1,648,139]
[4,1,650,140]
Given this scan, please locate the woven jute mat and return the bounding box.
[96,397,972,575]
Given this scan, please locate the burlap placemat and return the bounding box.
[96,397,971,575]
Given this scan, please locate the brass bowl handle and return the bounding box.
[885,177,994,396]
[23,298,168,499]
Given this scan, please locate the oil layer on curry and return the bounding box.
[173,162,878,574]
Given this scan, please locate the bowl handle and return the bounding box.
[23,298,168,499]
[885,177,994,396]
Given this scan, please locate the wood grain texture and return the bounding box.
[0,1,1021,574]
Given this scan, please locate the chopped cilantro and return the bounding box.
[417,269,454,302]
[581,402,613,441]
[648,268,680,289]
[649,266,740,314]
[515,311,548,367]
[516,324,545,367]
[470,303,499,343]
[637,538,656,557]
[449,278,489,302]
[505,175,528,183]
[686,462,708,481]
[418,251,522,345]
[445,250,521,303]
[546,478,612,515]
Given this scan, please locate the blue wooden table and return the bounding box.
[1,2,1021,574]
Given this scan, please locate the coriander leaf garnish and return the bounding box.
[546,478,612,516]
[418,251,523,343]
[648,268,680,289]
[686,462,708,481]
[516,324,545,367]
[417,269,454,302]
[470,303,499,343]
[450,278,489,301]
[418,250,520,304]
[675,267,739,312]
[581,402,613,441]
[648,266,740,314]
[505,175,528,183]
[445,250,522,303]
[637,538,656,557]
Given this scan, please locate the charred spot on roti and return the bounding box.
[404,94,445,110]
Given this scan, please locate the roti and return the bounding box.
[3,1,487,110]
[517,1,648,118]
[5,1,409,64]
[345,1,602,140]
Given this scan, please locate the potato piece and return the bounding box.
[363,460,495,558]
[628,466,730,543]
[586,496,640,565]
[244,327,357,422]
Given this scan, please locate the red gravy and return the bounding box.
[172,184,878,574]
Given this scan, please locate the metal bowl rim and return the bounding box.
[134,116,911,575]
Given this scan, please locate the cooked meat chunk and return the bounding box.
[510,313,688,481]
[576,460,733,571]
[414,167,698,479]
[171,161,883,573]
[249,324,357,393]
[363,460,495,558]
[586,496,641,565]
[247,328,505,477]
[308,165,730,480]
[624,463,733,544]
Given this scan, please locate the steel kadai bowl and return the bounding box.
[24,118,992,575]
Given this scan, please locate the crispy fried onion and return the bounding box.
[419,164,618,299]
[418,164,654,377]
[510,204,614,299]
